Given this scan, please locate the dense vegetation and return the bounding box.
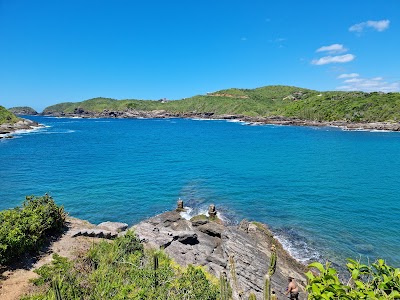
[0,194,65,265]
[307,259,400,299]
[42,86,400,122]
[0,105,19,124]
[8,106,38,115]
[23,231,220,299]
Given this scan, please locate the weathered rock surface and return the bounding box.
[133,211,307,300]
[0,118,41,138]
[97,221,128,232]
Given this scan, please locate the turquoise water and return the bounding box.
[1,116,400,266]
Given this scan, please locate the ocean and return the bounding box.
[1,116,400,267]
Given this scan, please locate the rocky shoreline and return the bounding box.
[0,118,41,139]
[132,205,308,300]
[42,108,400,132]
[67,202,308,300]
[0,205,309,299]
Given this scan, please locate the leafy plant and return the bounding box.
[306,259,400,299]
[0,105,19,124]
[25,231,220,299]
[0,194,66,265]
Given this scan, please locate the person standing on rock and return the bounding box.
[285,277,299,299]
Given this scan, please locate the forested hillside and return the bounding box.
[42,86,400,122]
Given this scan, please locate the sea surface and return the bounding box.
[1,116,400,267]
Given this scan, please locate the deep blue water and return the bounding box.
[1,116,400,267]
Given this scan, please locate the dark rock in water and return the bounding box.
[355,244,374,254]
[133,210,307,300]
[208,204,217,218]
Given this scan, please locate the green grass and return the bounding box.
[23,231,220,299]
[41,86,400,122]
[0,105,19,124]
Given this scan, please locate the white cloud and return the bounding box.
[337,74,399,92]
[316,44,348,54]
[349,19,390,32]
[338,73,360,79]
[344,78,362,83]
[312,54,355,65]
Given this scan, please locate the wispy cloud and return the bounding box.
[312,54,355,65]
[268,37,287,48]
[317,44,347,54]
[349,19,390,33]
[338,73,360,79]
[337,74,399,92]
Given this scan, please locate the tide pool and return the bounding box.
[1,116,399,266]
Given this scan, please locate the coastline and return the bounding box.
[0,208,309,300]
[41,110,400,132]
[0,118,42,139]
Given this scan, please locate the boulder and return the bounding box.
[97,221,128,232]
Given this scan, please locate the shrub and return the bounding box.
[25,231,220,299]
[0,194,66,265]
[306,259,400,299]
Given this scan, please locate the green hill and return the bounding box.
[42,86,400,122]
[8,106,38,115]
[0,105,19,125]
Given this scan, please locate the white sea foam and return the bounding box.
[179,206,226,222]
[12,126,44,135]
[41,130,75,134]
[179,207,193,220]
[272,231,322,264]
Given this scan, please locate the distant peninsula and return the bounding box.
[8,106,38,115]
[15,85,400,131]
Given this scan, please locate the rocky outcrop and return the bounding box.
[133,210,307,300]
[69,221,129,239]
[0,118,41,138]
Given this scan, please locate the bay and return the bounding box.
[1,116,399,267]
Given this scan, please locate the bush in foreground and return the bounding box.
[0,194,66,265]
[306,259,400,299]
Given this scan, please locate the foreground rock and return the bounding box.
[133,211,307,300]
[69,221,129,238]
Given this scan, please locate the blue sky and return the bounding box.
[1,0,399,111]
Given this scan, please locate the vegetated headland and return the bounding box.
[40,85,400,131]
[8,106,38,116]
[0,106,39,139]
